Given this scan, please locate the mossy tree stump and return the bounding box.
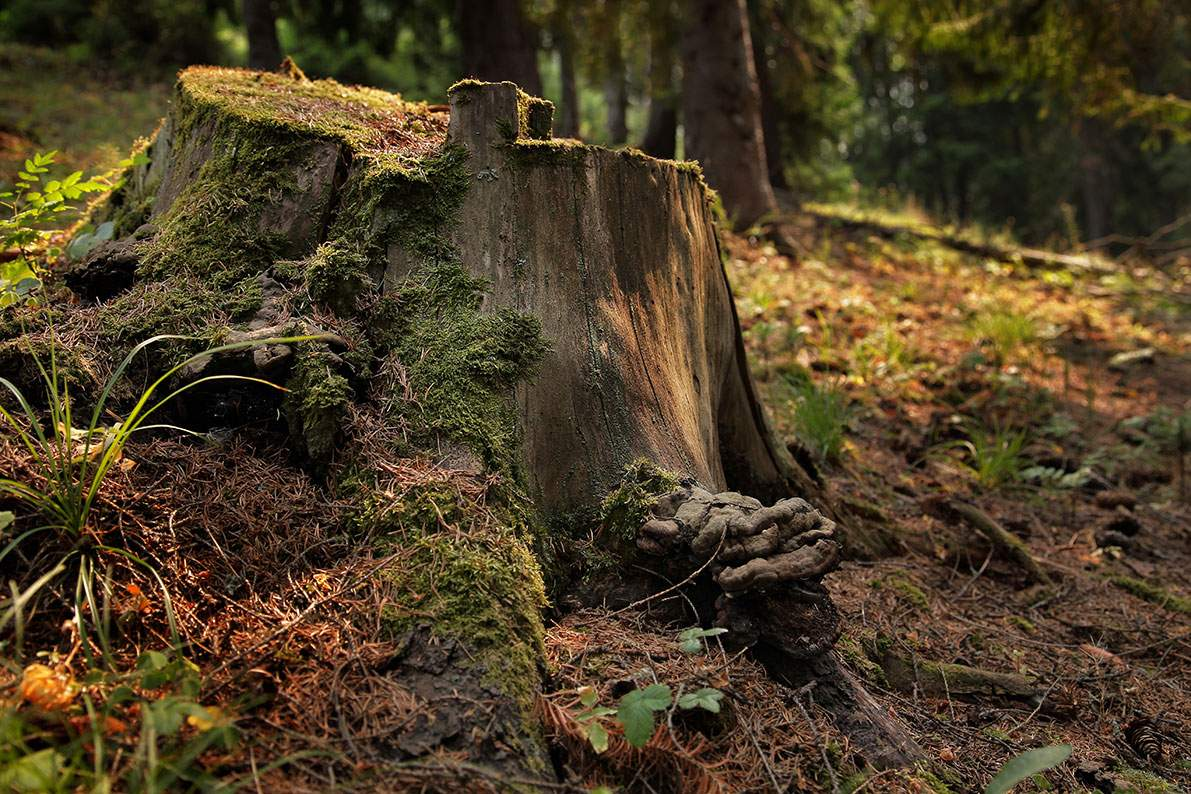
[64,67,916,778]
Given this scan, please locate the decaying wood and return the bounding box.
[802,206,1118,274]
[445,81,816,510]
[879,653,1039,701]
[922,496,1052,585]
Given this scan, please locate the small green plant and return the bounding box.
[0,329,317,665]
[851,323,917,382]
[968,310,1038,364]
[570,676,725,752]
[934,422,1027,488]
[790,378,851,462]
[983,744,1071,794]
[0,650,236,792]
[677,626,727,654]
[0,151,122,304]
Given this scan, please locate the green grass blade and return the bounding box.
[0,557,68,634]
[984,744,1071,794]
[98,545,180,648]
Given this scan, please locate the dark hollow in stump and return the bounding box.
[67,68,919,778]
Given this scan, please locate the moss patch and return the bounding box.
[301,240,375,316]
[136,66,450,290]
[286,343,353,463]
[886,573,930,609]
[179,66,446,155]
[836,633,889,687]
[366,478,549,724]
[377,261,547,475]
[332,144,471,267]
[1108,575,1191,615]
[598,459,682,547]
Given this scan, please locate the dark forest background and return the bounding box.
[1,0,1188,248]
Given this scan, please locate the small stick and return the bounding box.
[610,527,726,617]
[922,497,1051,585]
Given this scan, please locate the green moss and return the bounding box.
[507,137,594,169]
[135,136,307,287]
[301,240,375,316]
[446,78,491,95]
[910,766,959,794]
[365,479,549,737]
[330,145,471,272]
[286,344,353,463]
[1113,768,1177,793]
[379,260,547,475]
[138,66,448,289]
[1007,615,1036,632]
[836,634,888,687]
[878,573,929,609]
[516,90,554,141]
[598,459,681,546]
[100,275,261,343]
[92,274,263,380]
[180,66,442,153]
[1109,575,1191,615]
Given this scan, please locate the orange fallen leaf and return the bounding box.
[19,664,78,711]
[1080,644,1126,669]
[187,705,229,731]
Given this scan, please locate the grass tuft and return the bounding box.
[790,379,851,463]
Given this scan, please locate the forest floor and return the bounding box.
[721,212,1190,791]
[1,54,1188,792]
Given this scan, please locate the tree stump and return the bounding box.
[63,67,917,778]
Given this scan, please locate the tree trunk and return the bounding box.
[555,14,581,138]
[640,0,678,159]
[681,0,778,229]
[603,45,629,144]
[242,0,281,71]
[604,72,629,145]
[72,68,918,781]
[455,0,543,96]
[640,101,677,159]
[749,1,789,190]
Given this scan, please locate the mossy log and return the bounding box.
[63,67,914,778]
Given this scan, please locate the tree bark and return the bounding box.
[602,15,629,145]
[242,0,281,71]
[681,0,778,229]
[455,0,543,96]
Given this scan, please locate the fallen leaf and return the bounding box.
[18,664,77,710]
[187,705,228,731]
[1080,644,1126,669]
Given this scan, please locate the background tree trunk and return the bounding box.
[554,7,581,138]
[640,0,678,159]
[602,3,629,146]
[242,0,281,71]
[681,0,778,229]
[749,0,789,191]
[455,0,543,95]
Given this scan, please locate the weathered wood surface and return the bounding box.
[440,81,802,511]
